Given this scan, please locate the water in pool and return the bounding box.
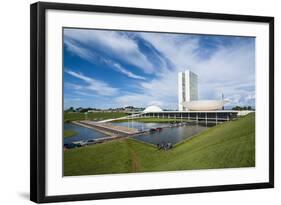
[112,121,212,145]
[64,123,107,144]
[64,121,213,145]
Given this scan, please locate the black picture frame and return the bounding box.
[30,1,274,203]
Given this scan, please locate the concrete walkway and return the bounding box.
[97,113,142,123]
[74,120,139,135]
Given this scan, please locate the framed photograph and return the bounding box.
[30,2,274,203]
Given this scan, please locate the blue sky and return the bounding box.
[63,28,255,109]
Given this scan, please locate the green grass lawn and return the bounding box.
[64,130,78,138]
[113,117,190,123]
[64,111,127,122]
[64,113,255,176]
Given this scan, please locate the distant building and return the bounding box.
[178,70,198,111]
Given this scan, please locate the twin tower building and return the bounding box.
[178,70,227,111]
[178,70,198,111]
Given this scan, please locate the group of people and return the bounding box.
[157,142,173,150]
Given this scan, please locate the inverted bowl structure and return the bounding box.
[143,105,163,113]
[183,100,229,111]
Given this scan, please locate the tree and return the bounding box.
[65,107,75,112]
[232,106,253,111]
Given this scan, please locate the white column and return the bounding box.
[216,112,218,125]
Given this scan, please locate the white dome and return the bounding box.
[182,100,229,111]
[143,105,163,113]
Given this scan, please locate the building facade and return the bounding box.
[178,70,198,111]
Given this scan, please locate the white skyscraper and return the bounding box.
[178,70,198,111]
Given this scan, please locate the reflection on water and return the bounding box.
[64,121,213,145]
[64,123,106,144]
[113,121,165,131]
[113,121,212,145]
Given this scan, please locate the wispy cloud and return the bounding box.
[64,34,146,80]
[64,29,255,109]
[64,29,155,73]
[64,38,96,62]
[114,92,178,109]
[125,33,256,108]
[103,59,146,80]
[112,63,146,80]
[65,69,119,96]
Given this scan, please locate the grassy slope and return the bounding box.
[64,112,127,122]
[64,113,255,176]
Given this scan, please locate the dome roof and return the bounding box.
[143,105,163,113]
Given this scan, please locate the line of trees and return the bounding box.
[232,106,254,111]
[64,106,145,113]
[65,107,102,113]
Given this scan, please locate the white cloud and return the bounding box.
[64,38,95,62]
[100,58,146,80]
[114,92,178,109]
[112,33,255,109]
[64,82,83,90]
[65,69,118,96]
[139,33,200,70]
[65,29,255,109]
[64,34,146,80]
[64,29,155,73]
[111,62,146,80]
